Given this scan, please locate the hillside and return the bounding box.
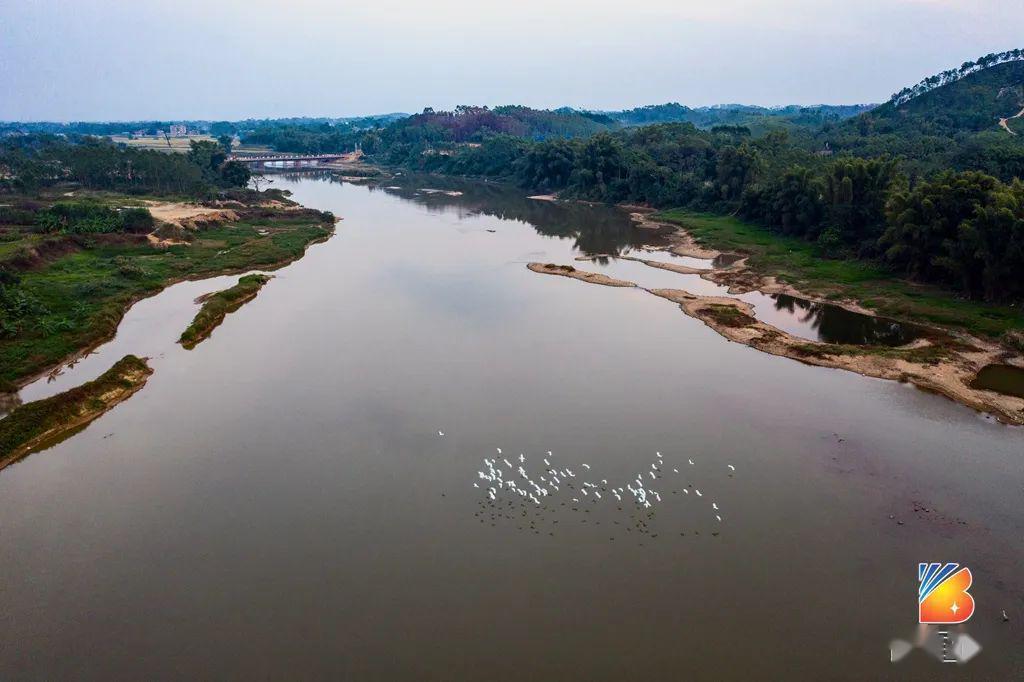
[387,105,618,143]
[866,59,1024,136]
[823,57,1024,178]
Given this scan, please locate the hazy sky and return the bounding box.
[1,0,1020,121]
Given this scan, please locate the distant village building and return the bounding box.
[815,142,834,157]
[169,124,188,138]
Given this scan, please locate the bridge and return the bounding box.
[229,151,362,167]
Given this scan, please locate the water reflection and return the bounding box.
[284,171,670,256]
[285,172,927,348]
[754,294,923,346]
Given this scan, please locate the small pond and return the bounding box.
[971,364,1024,398]
[742,293,925,346]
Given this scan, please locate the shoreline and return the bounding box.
[5,212,336,398]
[0,355,153,471]
[179,274,272,349]
[527,256,1024,425]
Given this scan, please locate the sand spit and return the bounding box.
[529,260,1024,425]
[527,263,636,288]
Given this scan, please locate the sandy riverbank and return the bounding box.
[528,251,1024,425]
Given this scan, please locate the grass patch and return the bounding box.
[703,304,756,328]
[791,341,955,365]
[656,210,1024,339]
[179,274,271,349]
[0,354,151,466]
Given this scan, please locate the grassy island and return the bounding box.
[179,273,271,349]
[0,354,151,469]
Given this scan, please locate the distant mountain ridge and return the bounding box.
[600,102,875,129]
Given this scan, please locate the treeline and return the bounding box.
[610,103,873,132]
[0,114,407,139]
[889,49,1024,106]
[0,136,250,195]
[375,119,1023,301]
[244,123,364,154]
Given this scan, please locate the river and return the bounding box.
[1,174,1021,680]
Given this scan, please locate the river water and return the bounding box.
[1,175,1021,680]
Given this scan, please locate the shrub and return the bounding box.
[120,207,154,233]
[112,256,147,279]
[34,202,155,235]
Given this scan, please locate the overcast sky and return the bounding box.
[1,0,1020,121]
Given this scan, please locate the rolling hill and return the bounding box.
[822,56,1024,178]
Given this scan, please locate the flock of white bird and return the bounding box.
[470,446,734,529]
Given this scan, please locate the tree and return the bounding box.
[715,145,760,201]
[516,138,577,191]
[946,179,1024,300]
[219,160,251,188]
[250,171,269,192]
[822,157,899,247]
[568,133,631,201]
[881,171,999,283]
[753,167,825,238]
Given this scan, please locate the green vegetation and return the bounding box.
[351,51,1024,308]
[703,304,757,328]
[0,136,251,195]
[0,205,331,388]
[179,274,271,349]
[0,131,335,390]
[791,341,957,365]
[821,58,1024,179]
[0,354,151,466]
[657,210,1024,338]
[33,202,154,234]
[611,102,873,134]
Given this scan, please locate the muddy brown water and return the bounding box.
[1,175,1022,680]
[971,364,1024,399]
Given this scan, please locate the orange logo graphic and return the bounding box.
[919,563,975,624]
